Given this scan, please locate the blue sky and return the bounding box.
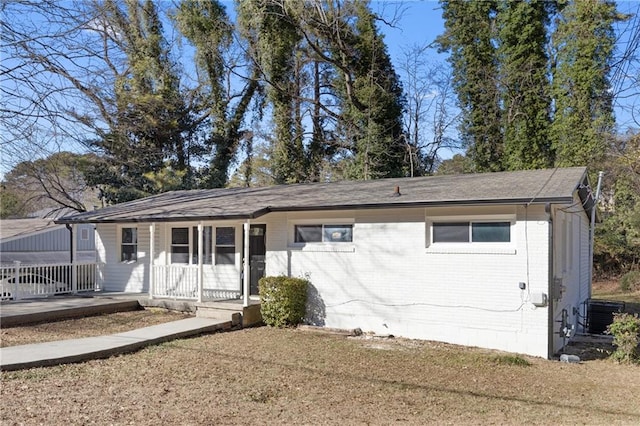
[1,0,637,179]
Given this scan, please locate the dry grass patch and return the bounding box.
[593,279,640,314]
[0,308,192,347]
[2,327,639,425]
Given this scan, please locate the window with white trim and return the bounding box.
[80,228,90,241]
[294,224,353,243]
[215,227,235,265]
[121,227,137,262]
[171,227,190,264]
[432,221,511,243]
[170,225,231,265]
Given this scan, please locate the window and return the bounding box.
[121,227,137,262]
[80,228,90,241]
[171,227,190,264]
[215,227,235,265]
[171,226,233,265]
[192,226,213,265]
[432,221,510,243]
[294,224,353,243]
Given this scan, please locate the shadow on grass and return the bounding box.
[157,336,640,420]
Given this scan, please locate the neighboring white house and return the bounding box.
[57,167,596,358]
[0,218,96,265]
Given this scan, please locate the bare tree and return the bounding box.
[398,44,460,174]
[611,2,640,129]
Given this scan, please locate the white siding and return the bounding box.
[97,222,243,294]
[97,224,149,293]
[0,224,95,264]
[552,196,592,352]
[262,205,551,358]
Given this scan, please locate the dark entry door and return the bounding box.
[248,224,266,296]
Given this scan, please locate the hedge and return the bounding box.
[258,276,309,327]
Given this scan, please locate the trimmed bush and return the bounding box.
[259,276,309,328]
[619,270,640,293]
[606,312,640,364]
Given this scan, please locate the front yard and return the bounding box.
[1,326,639,425]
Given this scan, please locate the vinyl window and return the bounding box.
[432,221,511,243]
[294,224,353,243]
[121,227,138,262]
[215,227,235,265]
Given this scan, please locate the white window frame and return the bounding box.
[426,214,516,255]
[80,227,90,241]
[215,226,236,265]
[288,219,355,252]
[168,224,236,266]
[119,226,138,263]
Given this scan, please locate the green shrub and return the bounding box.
[606,312,640,364]
[259,276,309,328]
[619,270,640,293]
[492,354,531,367]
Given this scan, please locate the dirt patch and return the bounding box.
[0,308,192,348]
[1,327,639,425]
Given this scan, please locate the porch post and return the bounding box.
[71,224,78,294]
[197,222,203,303]
[13,261,21,301]
[243,221,250,307]
[149,223,155,300]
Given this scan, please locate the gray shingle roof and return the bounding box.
[56,167,592,224]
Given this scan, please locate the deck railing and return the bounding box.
[151,265,241,301]
[0,261,98,301]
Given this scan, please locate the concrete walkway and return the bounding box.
[0,295,236,371]
[0,317,232,371]
[0,295,142,327]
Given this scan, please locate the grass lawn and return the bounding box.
[1,326,639,425]
[593,280,640,314]
[0,308,192,348]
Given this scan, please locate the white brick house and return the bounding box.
[57,167,596,358]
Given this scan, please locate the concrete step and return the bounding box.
[196,305,242,326]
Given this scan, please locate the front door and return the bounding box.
[248,224,266,296]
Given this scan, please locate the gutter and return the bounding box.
[54,197,575,225]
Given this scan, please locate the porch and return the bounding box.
[0,292,262,328]
[0,260,259,312]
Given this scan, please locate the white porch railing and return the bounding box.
[151,265,241,301]
[0,261,99,301]
[152,265,198,299]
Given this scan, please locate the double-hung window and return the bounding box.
[121,227,138,262]
[432,221,511,243]
[171,227,190,264]
[170,226,232,265]
[294,224,353,243]
[215,227,235,265]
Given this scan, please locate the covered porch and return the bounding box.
[143,221,266,307]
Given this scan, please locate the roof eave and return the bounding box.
[55,207,272,225]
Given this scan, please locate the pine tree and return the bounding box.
[236,0,305,184]
[437,0,503,172]
[551,0,619,167]
[335,1,407,179]
[499,0,553,170]
[176,0,259,188]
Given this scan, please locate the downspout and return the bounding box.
[588,171,604,300]
[65,224,73,263]
[546,203,555,360]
